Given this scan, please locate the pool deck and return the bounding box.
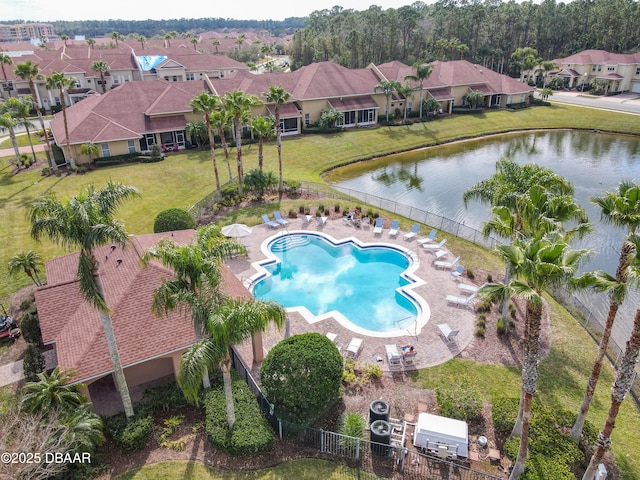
[227,216,478,374]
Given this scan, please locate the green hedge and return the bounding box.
[204,373,274,455]
[436,373,483,421]
[153,208,196,233]
[104,414,154,455]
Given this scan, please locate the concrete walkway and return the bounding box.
[0,349,57,387]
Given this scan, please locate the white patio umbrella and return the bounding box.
[221,223,252,239]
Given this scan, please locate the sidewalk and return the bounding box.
[0,349,57,387]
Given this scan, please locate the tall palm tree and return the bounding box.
[46,71,77,166]
[29,181,140,418]
[13,96,38,164]
[110,31,120,47]
[91,60,109,94]
[375,79,401,122]
[0,53,13,97]
[21,367,87,414]
[582,281,640,480]
[395,82,418,122]
[180,298,286,429]
[264,85,292,192]
[250,116,274,171]
[571,181,640,440]
[190,92,222,193]
[164,33,172,48]
[191,38,198,50]
[481,232,589,479]
[86,38,96,49]
[222,90,263,195]
[212,39,221,53]
[185,120,207,148]
[0,112,22,166]
[14,60,55,169]
[404,62,432,119]
[465,90,485,109]
[536,61,558,88]
[80,141,99,163]
[8,250,44,286]
[60,35,69,47]
[210,109,233,182]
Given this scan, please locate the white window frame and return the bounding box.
[100,143,111,157]
[186,72,195,81]
[127,140,136,153]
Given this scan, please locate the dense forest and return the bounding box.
[51,17,305,39]
[289,0,640,72]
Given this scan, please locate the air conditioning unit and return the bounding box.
[595,463,607,480]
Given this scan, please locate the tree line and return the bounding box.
[289,0,640,73]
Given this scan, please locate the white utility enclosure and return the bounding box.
[413,412,469,458]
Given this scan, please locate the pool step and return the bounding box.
[271,235,310,252]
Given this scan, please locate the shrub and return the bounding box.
[362,363,383,380]
[104,414,154,455]
[477,313,487,328]
[23,344,45,382]
[41,167,51,176]
[318,204,325,213]
[285,179,301,196]
[220,184,240,206]
[487,273,493,282]
[466,269,475,280]
[150,144,163,162]
[492,397,519,434]
[338,412,366,453]
[509,303,517,319]
[334,203,341,213]
[140,381,189,412]
[260,333,343,424]
[20,311,42,345]
[521,455,576,480]
[153,208,196,233]
[496,318,507,335]
[476,298,492,314]
[475,325,485,338]
[436,374,483,421]
[298,205,305,214]
[288,209,297,218]
[204,373,273,455]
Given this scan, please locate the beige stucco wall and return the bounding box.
[298,98,330,125]
[123,357,175,387]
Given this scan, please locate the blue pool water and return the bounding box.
[252,234,419,332]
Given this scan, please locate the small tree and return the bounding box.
[153,208,196,233]
[150,143,163,162]
[20,311,42,346]
[260,333,343,424]
[23,344,45,382]
[243,168,276,200]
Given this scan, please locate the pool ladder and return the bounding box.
[270,235,310,252]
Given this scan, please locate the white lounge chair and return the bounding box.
[423,238,447,250]
[404,224,420,239]
[432,250,448,260]
[361,217,371,228]
[389,220,400,236]
[402,350,417,366]
[373,218,383,234]
[273,211,288,226]
[385,344,402,369]
[326,332,341,352]
[434,256,460,270]
[316,215,327,225]
[458,283,481,293]
[437,323,460,343]
[346,337,363,358]
[418,230,437,244]
[446,293,476,306]
[261,214,279,228]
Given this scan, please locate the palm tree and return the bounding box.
[0,112,21,166]
[375,79,401,122]
[185,120,207,148]
[0,53,13,97]
[80,141,99,163]
[250,116,274,171]
[8,250,44,286]
[481,232,589,479]
[86,38,96,49]
[536,61,557,88]
[396,82,418,122]
[21,367,87,414]
[180,298,286,429]
[91,61,109,94]
[465,90,485,109]
[190,92,222,193]
[510,47,542,82]
[138,35,146,50]
[571,181,640,440]
[210,109,233,181]
[191,38,198,50]
[222,90,263,195]
[164,33,172,48]
[12,96,38,164]
[264,85,291,191]
[60,403,105,454]
[110,31,120,47]
[29,181,140,418]
[60,35,69,47]
[212,39,220,54]
[46,71,77,166]
[14,60,55,169]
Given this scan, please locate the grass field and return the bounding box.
[2,104,640,479]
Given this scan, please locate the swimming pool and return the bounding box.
[249,232,430,337]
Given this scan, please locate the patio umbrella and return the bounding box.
[221,223,252,239]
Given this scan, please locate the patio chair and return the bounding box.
[404,224,420,239]
[373,218,383,234]
[402,350,417,366]
[389,220,400,237]
[345,337,363,359]
[437,323,460,343]
[432,250,448,260]
[361,217,371,228]
[316,215,328,225]
[261,214,280,229]
[446,292,476,307]
[423,238,447,250]
[274,211,289,226]
[458,282,484,293]
[434,256,460,270]
[326,332,341,353]
[451,266,465,279]
[418,230,437,244]
[385,344,402,369]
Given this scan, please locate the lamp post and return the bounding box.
[581,72,588,94]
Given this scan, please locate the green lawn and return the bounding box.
[0,132,42,149]
[2,104,640,479]
[114,459,380,479]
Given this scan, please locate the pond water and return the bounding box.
[324,130,640,344]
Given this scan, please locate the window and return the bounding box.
[100,143,110,157]
[597,65,602,72]
[186,73,195,81]
[123,75,130,82]
[127,140,136,153]
[304,113,310,126]
[607,66,615,72]
[636,67,640,75]
[54,97,61,106]
[591,65,597,72]
[112,76,120,84]
[407,101,412,113]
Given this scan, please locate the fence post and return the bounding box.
[320,428,324,453]
[356,437,360,460]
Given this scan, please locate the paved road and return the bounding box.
[538,90,640,115]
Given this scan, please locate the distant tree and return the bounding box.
[465,90,485,109]
[210,109,233,181]
[138,35,146,49]
[191,92,222,193]
[61,35,69,47]
[540,88,553,101]
[0,53,13,97]
[212,39,221,53]
[0,112,21,166]
[45,71,77,166]
[404,62,432,119]
[375,80,401,122]
[264,85,292,191]
[250,116,274,171]
[8,250,44,286]
[319,107,343,128]
[111,31,121,47]
[86,38,96,49]
[191,37,198,50]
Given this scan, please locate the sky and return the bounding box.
[3,0,419,22]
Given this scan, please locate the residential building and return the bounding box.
[0,23,55,43]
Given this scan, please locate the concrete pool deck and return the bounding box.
[226,215,478,373]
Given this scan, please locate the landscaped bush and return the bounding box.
[260,333,343,425]
[436,374,483,421]
[521,455,576,480]
[338,412,366,453]
[491,397,519,434]
[204,373,273,455]
[139,381,189,414]
[104,414,154,455]
[153,208,196,233]
[20,311,42,345]
[496,318,507,335]
[22,344,45,382]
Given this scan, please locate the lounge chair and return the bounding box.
[437,323,460,343]
[361,217,371,228]
[373,218,383,234]
[385,344,402,369]
[446,292,476,306]
[326,332,341,352]
[261,214,280,228]
[423,238,447,250]
[316,215,327,225]
[346,337,363,358]
[451,266,465,279]
[389,220,400,237]
[432,250,448,260]
[301,214,312,225]
[404,224,420,239]
[418,230,437,244]
[458,283,480,293]
[434,256,460,270]
[274,211,289,226]
[402,350,417,366]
